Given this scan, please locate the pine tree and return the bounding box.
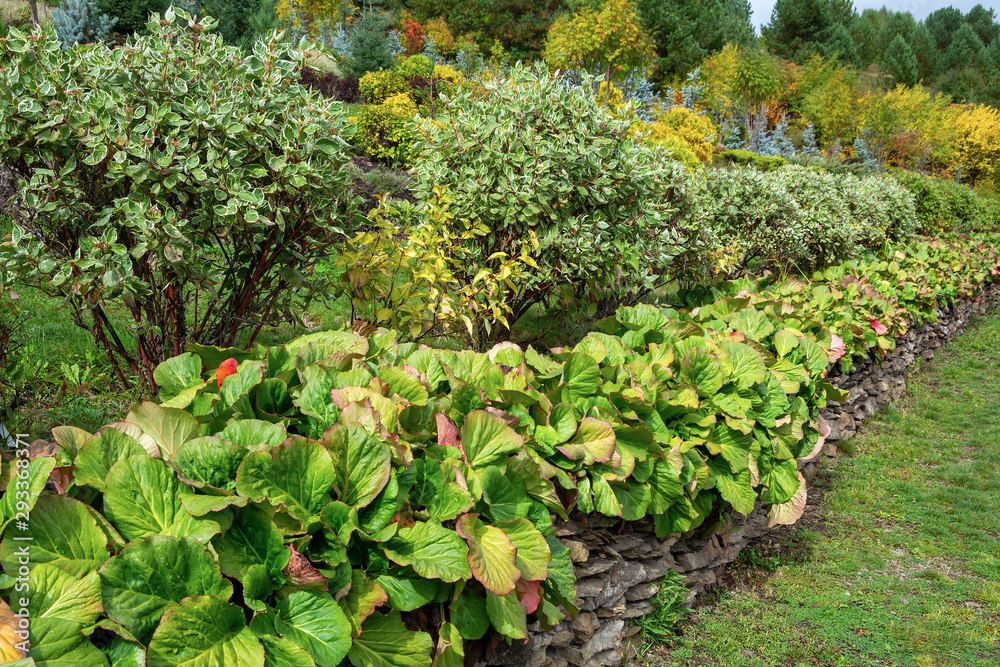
[801,122,820,156]
[52,0,117,48]
[341,11,395,78]
[849,12,879,66]
[980,36,1000,105]
[909,23,939,82]
[882,34,918,86]
[636,0,755,84]
[876,10,915,47]
[942,22,985,72]
[761,0,832,61]
[821,23,860,67]
[965,4,999,46]
[925,6,964,52]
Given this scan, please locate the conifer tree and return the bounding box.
[876,11,915,47]
[849,12,879,66]
[979,36,1000,105]
[942,22,985,72]
[341,11,395,78]
[821,22,860,67]
[637,0,755,82]
[965,4,999,46]
[52,0,117,48]
[909,23,939,82]
[761,0,832,61]
[882,34,918,86]
[925,6,963,52]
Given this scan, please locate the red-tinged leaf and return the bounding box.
[285,545,328,589]
[216,357,238,387]
[456,514,520,595]
[867,319,888,336]
[436,413,462,454]
[515,578,541,614]
[828,333,846,364]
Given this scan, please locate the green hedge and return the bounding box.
[718,149,788,172]
[5,235,998,665]
[889,169,1000,235]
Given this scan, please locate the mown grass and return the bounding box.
[642,312,1000,667]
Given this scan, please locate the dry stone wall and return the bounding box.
[482,284,1000,667]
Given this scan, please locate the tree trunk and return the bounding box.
[27,0,40,27]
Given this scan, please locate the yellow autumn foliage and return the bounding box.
[948,104,1000,192]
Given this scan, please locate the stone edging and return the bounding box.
[482,283,1000,667]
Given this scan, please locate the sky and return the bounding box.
[749,0,997,29]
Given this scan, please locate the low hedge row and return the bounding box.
[4,235,998,666]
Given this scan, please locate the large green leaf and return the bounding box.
[213,506,290,578]
[1,495,110,576]
[337,569,388,639]
[485,590,527,640]
[717,339,767,390]
[449,588,488,640]
[220,420,287,450]
[0,457,55,537]
[432,621,464,667]
[104,636,146,667]
[104,456,225,543]
[556,418,616,466]
[236,437,337,523]
[707,423,752,473]
[647,460,683,514]
[347,611,432,667]
[679,348,725,396]
[73,428,147,492]
[154,353,204,404]
[147,596,264,667]
[274,590,351,667]
[26,564,105,665]
[126,402,200,460]
[479,467,531,523]
[495,519,550,581]
[382,521,471,583]
[460,411,523,469]
[374,571,439,612]
[171,436,247,490]
[562,352,600,402]
[323,425,391,509]
[706,457,756,515]
[377,366,430,406]
[260,635,315,667]
[100,536,233,644]
[728,308,775,341]
[455,514,519,596]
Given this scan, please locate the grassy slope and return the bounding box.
[643,313,1000,667]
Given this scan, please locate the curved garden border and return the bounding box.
[487,283,1000,667]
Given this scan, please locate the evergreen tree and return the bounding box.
[52,0,117,48]
[882,34,918,86]
[965,4,999,46]
[342,11,395,78]
[761,0,832,61]
[637,0,755,83]
[849,11,880,66]
[909,23,939,82]
[801,122,820,156]
[942,22,985,72]
[821,22,859,67]
[827,0,856,27]
[979,37,1000,105]
[876,10,915,47]
[925,6,964,52]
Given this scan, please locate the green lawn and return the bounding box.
[642,312,1000,667]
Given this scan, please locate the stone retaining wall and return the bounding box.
[482,284,1000,667]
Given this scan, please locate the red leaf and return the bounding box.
[216,357,238,387]
[515,578,541,614]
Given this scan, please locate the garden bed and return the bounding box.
[499,282,1000,667]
